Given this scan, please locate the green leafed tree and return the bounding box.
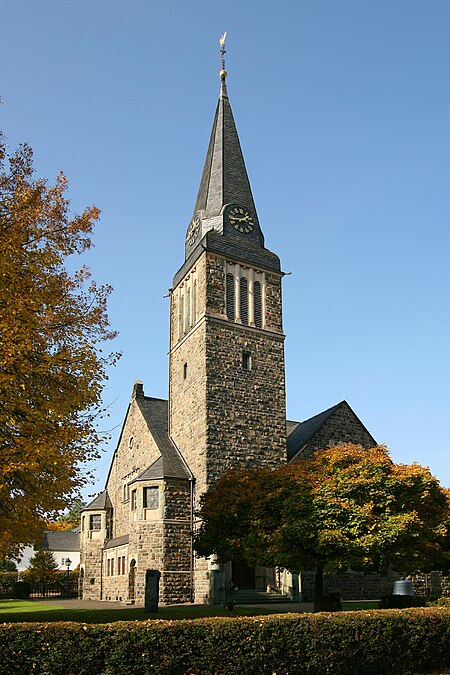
[0,135,119,557]
[26,549,59,583]
[194,444,450,611]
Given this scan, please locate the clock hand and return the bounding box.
[231,215,251,223]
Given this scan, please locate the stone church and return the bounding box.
[80,60,376,605]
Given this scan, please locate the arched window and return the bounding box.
[254,280,262,329]
[240,277,248,325]
[226,273,235,321]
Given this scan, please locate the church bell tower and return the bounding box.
[168,37,286,600]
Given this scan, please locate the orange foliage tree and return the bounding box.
[194,444,450,610]
[0,135,118,557]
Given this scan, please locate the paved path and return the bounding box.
[37,598,314,613]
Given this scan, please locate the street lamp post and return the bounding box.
[64,558,71,585]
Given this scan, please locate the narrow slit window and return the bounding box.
[240,277,248,325]
[254,280,262,328]
[179,293,184,337]
[192,279,197,323]
[226,273,235,321]
[186,287,191,330]
[183,362,188,379]
[242,351,252,371]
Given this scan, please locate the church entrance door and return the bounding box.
[232,561,255,589]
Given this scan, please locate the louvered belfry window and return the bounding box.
[225,264,265,328]
[240,277,248,325]
[254,280,262,329]
[226,273,235,320]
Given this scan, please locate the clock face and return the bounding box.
[186,215,201,246]
[228,206,255,233]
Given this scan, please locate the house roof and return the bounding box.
[104,535,129,550]
[83,490,112,511]
[37,530,80,553]
[286,401,344,462]
[135,395,191,481]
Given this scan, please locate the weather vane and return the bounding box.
[219,31,227,80]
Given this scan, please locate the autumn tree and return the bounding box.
[0,135,118,557]
[46,499,86,531]
[0,558,16,572]
[194,444,450,611]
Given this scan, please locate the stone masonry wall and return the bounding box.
[411,571,450,597]
[106,393,163,539]
[80,540,104,600]
[170,252,208,491]
[161,479,192,603]
[205,321,286,491]
[300,570,399,601]
[291,402,376,462]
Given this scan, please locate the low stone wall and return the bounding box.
[300,570,399,601]
[410,571,450,597]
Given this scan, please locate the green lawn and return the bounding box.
[0,599,278,624]
[0,599,381,623]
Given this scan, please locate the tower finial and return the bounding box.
[219,31,227,82]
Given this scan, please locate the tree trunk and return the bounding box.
[313,566,324,612]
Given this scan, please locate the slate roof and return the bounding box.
[37,530,80,553]
[135,395,191,481]
[286,402,344,462]
[104,535,129,550]
[173,231,281,287]
[194,79,257,221]
[83,490,112,511]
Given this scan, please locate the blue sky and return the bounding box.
[2,1,450,494]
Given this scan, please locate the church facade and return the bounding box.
[80,63,375,605]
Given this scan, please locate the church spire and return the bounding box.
[193,33,257,219]
[181,34,282,275]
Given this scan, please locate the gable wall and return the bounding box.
[291,403,376,463]
[106,398,162,538]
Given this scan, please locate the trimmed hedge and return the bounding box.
[2,608,450,675]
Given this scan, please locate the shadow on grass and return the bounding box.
[0,600,276,624]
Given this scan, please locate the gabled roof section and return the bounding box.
[37,530,80,552]
[194,79,257,219]
[104,535,129,550]
[135,393,191,481]
[287,400,377,462]
[286,402,344,462]
[83,490,112,511]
